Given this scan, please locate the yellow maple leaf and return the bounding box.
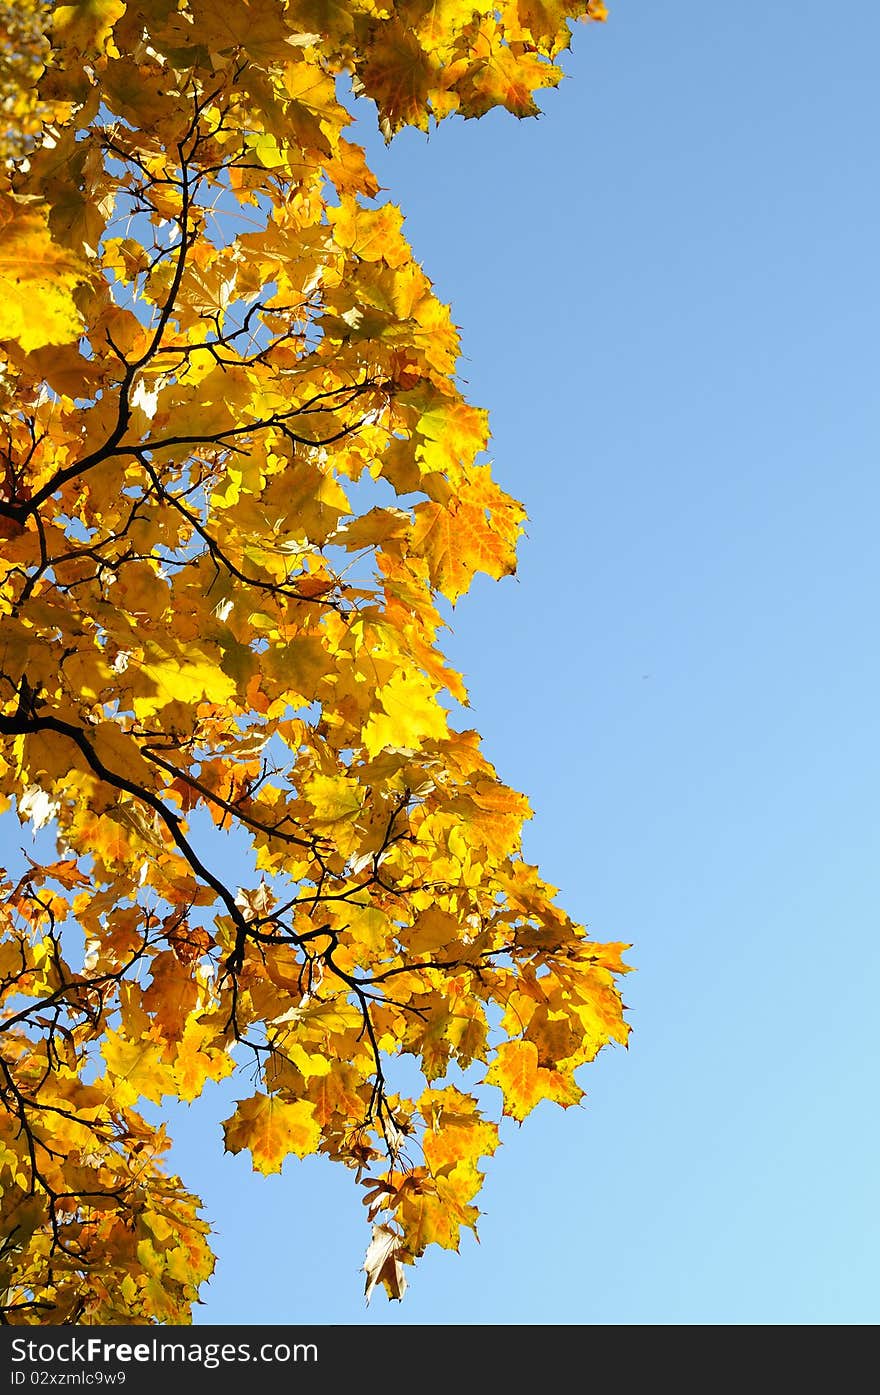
[445,1004,490,1068]
[222,1094,321,1174]
[0,195,88,351]
[306,1064,370,1128]
[362,669,451,758]
[456,16,562,119]
[69,810,133,867]
[172,1019,236,1101]
[485,1039,583,1121]
[505,0,606,54]
[410,498,516,601]
[304,771,362,821]
[141,950,200,1045]
[133,651,237,719]
[361,670,448,756]
[328,198,410,267]
[396,1168,480,1254]
[407,906,461,955]
[101,1032,175,1108]
[354,23,437,138]
[420,1087,500,1174]
[53,0,126,54]
[410,394,490,478]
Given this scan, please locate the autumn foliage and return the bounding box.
[0,0,627,1322]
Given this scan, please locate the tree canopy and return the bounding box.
[0,0,627,1322]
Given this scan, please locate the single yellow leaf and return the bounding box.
[100,1033,175,1107]
[53,0,126,54]
[361,670,448,756]
[0,195,88,351]
[408,906,461,955]
[133,651,237,718]
[222,1094,321,1174]
[304,771,362,821]
[485,1039,583,1121]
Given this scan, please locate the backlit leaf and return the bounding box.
[0,195,88,350]
[222,1094,321,1174]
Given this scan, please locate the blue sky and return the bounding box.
[7,0,879,1324]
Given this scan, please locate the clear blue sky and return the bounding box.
[11,0,880,1324]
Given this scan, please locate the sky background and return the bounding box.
[8,0,880,1325]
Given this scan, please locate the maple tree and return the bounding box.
[0,0,628,1323]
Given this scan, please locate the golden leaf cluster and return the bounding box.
[0,0,626,1319]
